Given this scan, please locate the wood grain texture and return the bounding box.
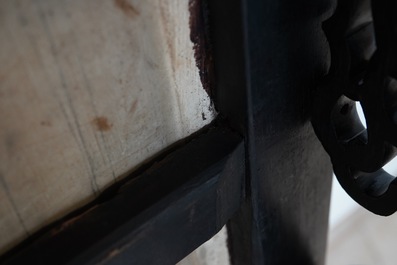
[0,0,215,253]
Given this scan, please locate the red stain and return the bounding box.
[114,0,140,18]
[92,117,113,132]
[50,205,99,236]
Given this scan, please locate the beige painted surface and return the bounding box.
[326,207,397,265]
[0,0,215,253]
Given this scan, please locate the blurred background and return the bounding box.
[326,172,397,265]
[325,102,397,265]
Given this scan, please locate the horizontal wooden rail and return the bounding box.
[1,124,244,265]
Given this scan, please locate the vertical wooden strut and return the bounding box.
[208,0,335,264]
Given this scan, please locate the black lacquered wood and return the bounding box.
[208,0,334,264]
[0,124,244,265]
[312,0,397,216]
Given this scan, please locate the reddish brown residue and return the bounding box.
[50,215,81,236]
[189,0,215,101]
[114,0,140,18]
[50,205,99,236]
[92,117,113,132]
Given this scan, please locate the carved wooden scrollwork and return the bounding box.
[312,0,397,215]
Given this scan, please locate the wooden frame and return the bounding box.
[1,0,334,264]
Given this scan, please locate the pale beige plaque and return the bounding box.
[0,0,215,253]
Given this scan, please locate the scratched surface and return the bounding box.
[0,0,215,253]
